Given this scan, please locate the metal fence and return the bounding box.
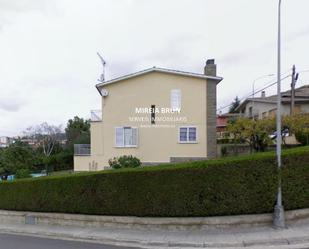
[91,110,102,122]
[74,144,91,155]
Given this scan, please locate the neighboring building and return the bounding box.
[17,133,67,149]
[235,85,309,119]
[216,113,242,138]
[18,137,40,148]
[0,137,14,148]
[74,60,223,171]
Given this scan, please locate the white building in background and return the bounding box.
[0,137,14,148]
[235,85,309,119]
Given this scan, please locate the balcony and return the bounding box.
[74,144,90,156]
[91,110,102,122]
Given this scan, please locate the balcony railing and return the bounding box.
[91,110,102,122]
[74,144,90,156]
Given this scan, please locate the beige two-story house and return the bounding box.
[74,60,223,171]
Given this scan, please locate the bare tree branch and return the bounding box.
[23,122,63,157]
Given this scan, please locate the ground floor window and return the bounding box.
[179,126,197,143]
[115,127,138,147]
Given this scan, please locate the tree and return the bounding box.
[0,141,35,174]
[229,96,240,113]
[283,114,309,145]
[227,117,275,152]
[65,116,90,151]
[24,122,63,157]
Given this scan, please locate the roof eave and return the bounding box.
[95,85,102,96]
[95,67,223,88]
[234,100,248,112]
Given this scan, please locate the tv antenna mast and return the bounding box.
[97,52,106,83]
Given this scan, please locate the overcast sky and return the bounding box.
[1,0,309,136]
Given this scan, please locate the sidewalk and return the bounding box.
[1,221,309,248]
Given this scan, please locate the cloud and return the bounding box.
[0,97,26,112]
[288,27,309,42]
[0,0,56,32]
[0,0,309,136]
[0,0,49,13]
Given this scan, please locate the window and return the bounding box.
[151,105,155,124]
[115,127,138,147]
[294,105,302,114]
[171,89,181,111]
[179,127,197,143]
[262,112,267,119]
[248,106,253,117]
[268,108,277,118]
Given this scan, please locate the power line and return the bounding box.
[217,74,291,112]
[244,69,292,100]
[217,67,309,113]
[299,69,309,73]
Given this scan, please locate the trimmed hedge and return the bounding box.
[0,147,308,217]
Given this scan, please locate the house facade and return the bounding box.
[74,60,223,171]
[235,85,309,119]
[216,113,242,138]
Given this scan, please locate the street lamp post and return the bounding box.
[273,0,285,228]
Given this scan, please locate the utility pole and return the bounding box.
[290,65,299,115]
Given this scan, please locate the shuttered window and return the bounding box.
[115,127,138,147]
[171,89,181,111]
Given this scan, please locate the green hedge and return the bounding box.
[0,147,308,217]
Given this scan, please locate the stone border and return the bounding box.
[0,208,308,231]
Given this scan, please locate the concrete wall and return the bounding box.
[1,208,309,231]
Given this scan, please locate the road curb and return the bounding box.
[1,224,309,248]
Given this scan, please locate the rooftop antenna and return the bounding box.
[97,52,106,82]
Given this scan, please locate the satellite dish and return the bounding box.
[100,88,109,96]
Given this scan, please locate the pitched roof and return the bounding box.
[235,85,309,112]
[96,67,223,89]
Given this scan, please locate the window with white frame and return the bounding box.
[115,127,138,147]
[171,89,181,111]
[179,127,197,143]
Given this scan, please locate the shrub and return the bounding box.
[295,131,309,146]
[108,157,121,169]
[220,146,228,157]
[0,142,35,174]
[217,138,230,144]
[45,151,73,171]
[108,155,141,169]
[0,147,308,217]
[15,169,32,179]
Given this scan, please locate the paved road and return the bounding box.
[0,233,138,249]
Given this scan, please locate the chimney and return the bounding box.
[261,91,266,98]
[204,59,217,77]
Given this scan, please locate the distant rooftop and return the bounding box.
[236,84,309,111]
